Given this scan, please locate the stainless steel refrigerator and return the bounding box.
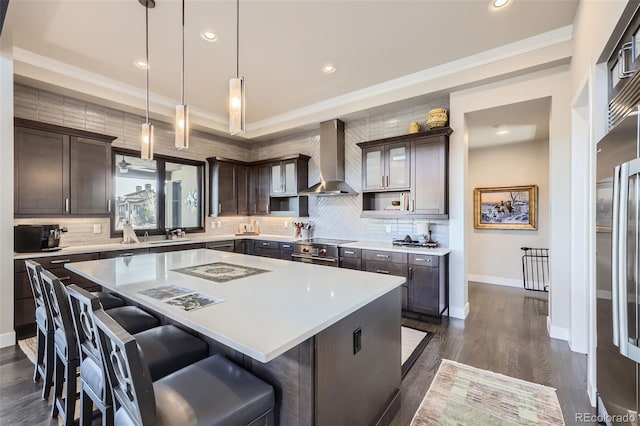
[596,106,640,425]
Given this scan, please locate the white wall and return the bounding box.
[0,31,14,347]
[449,66,572,332]
[468,139,550,287]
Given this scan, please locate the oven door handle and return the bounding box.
[291,254,338,263]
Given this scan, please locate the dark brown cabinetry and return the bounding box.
[357,127,450,219]
[99,248,150,259]
[14,119,115,217]
[14,253,100,338]
[205,240,235,252]
[339,247,362,270]
[150,243,205,253]
[280,242,294,260]
[253,240,281,258]
[210,154,309,217]
[406,253,448,319]
[362,249,408,310]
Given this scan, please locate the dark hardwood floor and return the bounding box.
[0,282,594,425]
[392,282,595,426]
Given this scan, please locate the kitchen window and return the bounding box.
[112,150,204,236]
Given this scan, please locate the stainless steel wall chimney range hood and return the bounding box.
[299,119,357,196]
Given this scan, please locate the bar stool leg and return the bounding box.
[80,388,93,426]
[51,353,62,418]
[42,332,54,400]
[33,328,44,383]
[63,358,79,426]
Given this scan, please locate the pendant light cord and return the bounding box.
[145,3,150,123]
[235,0,239,78]
[181,0,185,105]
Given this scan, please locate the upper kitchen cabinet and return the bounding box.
[208,157,248,216]
[270,156,309,197]
[357,127,451,219]
[14,118,115,217]
[361,142,410,192]
[249,164,270,215]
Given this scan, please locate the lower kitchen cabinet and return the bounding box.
[339,247,362,270]
[150,242,205,253]
[14,252,101,338]
[253,240,281,258]
[205,240,235,252]
[280,242,294,260]
[406,253,448,320]
[99,248,150,259]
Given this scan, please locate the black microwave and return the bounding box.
[14,225,62,253]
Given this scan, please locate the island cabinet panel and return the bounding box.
[315,286,401,426]
[14,252,100,338]
[14,119,116,217]
[339,247,362,270]
[406,253,449,320]
[233,239,247,254]
[99,248,150,259]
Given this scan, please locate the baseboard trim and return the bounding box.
[0,331,16,348]
[449,303,469,319]
[547,316,569,341]
[468,274,523,288]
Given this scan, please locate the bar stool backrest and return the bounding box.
[67,285,104,366]
[39,270,79,361]
[25,260,52,325]
[93,309,156,426]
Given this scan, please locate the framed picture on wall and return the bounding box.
[473,185,538,230]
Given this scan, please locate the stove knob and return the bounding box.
[319,248,327,255]
[303,247,309,253]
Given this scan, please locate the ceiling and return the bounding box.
[466,97,551,149]
[3,0,578,141]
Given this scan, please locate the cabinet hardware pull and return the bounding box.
[376,269,390,274]
[50,259,71,264]
[344,250,355,255]
[119,253,134,257]
[107,199,111,212]
[619,42,634,78]
[282,244,291,248]
[266,203,270,214]
[410,200,414,212]
[58,276,71,281]
[376,254,389,258]
[254,204,257,213]
[386,175,390,187]
[219,203,222,213]
[64,198,70,212]
[408,266,413,279]
[415,257,427,262]
[262,242,271,246]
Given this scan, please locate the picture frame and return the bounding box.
[473,185,538,230]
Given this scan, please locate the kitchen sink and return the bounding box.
[149,239,191,244]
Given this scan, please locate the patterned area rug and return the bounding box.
[411,359,565,425]
[18,336,37,365]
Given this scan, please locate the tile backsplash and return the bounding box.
[13,84,450,248]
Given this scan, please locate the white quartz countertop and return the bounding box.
[339,241,451,256]
[65,249,404,363]
[13,233,297,259]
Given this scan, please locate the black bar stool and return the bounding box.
[67,284,211,425]
[93,309,275,426]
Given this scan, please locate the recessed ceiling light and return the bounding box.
[322,64,336,74]
[200,31,217,42]
[495,125,510,135]
[489,0,512,11]
[134,60,148,69]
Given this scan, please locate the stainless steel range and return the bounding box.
[292,238,354,267]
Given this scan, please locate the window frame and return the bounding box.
[110,148,205,237]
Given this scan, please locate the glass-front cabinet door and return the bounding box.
[270,163,283,196]
[385,142,410,190]
[362,146,384,191]
[283,160,297,195]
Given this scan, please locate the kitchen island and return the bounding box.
[66,249,403,425]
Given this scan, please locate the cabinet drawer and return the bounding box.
[100,248,149,259]
[409,254,439,267]
[30,252,99,270]
[254,247,280,258]
[364,260,406,277]
[206,240,235,252]
[339,248,361,258]
[364,250,405,264]
[255,240,280,249]
[340,258,361,271]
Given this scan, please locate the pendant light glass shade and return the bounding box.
[175,0,189,150]
[141,122,154,160]
[229,77,244,135]
[175,104,189,150]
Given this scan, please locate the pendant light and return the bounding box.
[140,0,155,160]
[229,0,245,135]
[175,0,189,150]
